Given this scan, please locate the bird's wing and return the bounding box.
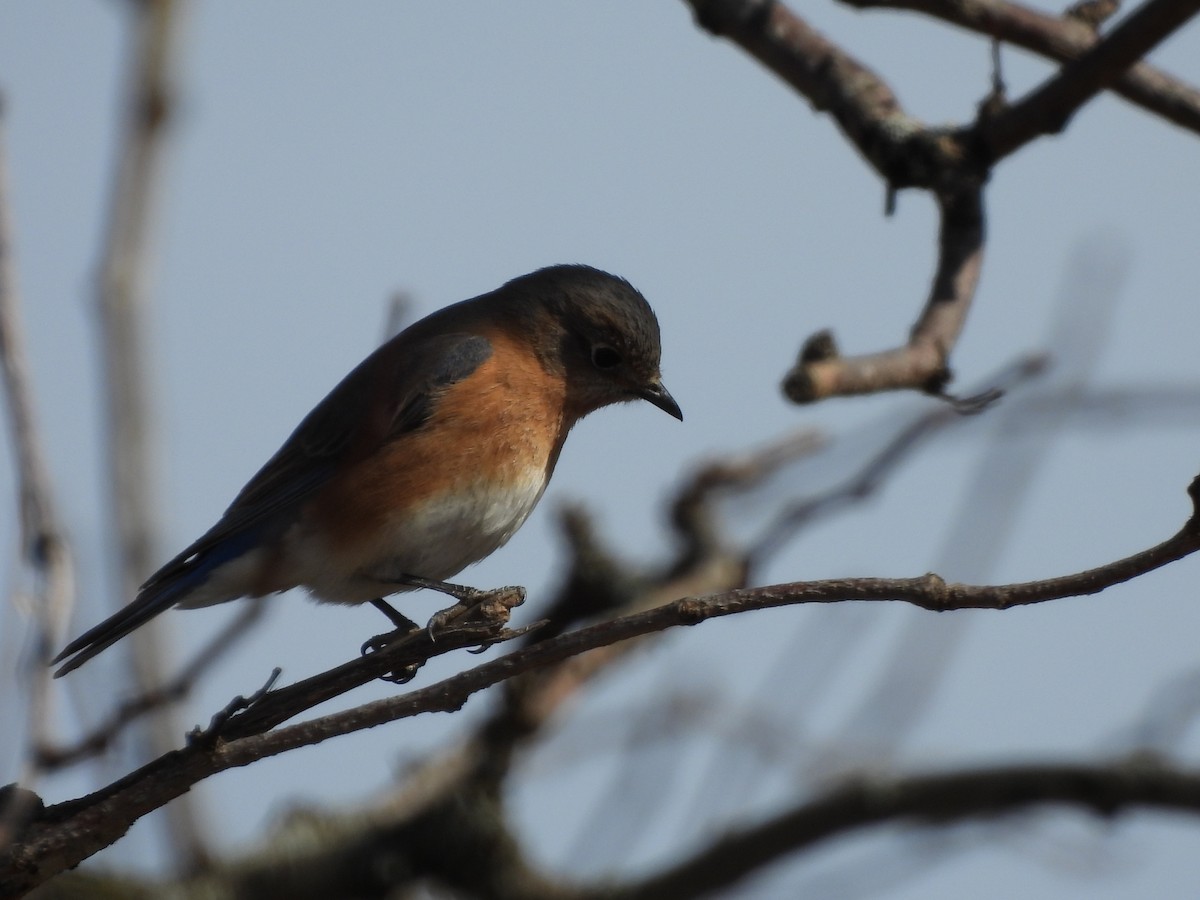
[146,330,495,591]
[53,331,493,675]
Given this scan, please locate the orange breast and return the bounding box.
[304,331,569,579]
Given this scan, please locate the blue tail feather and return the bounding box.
[52,527,263,677]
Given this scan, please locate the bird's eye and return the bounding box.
[591,345,622,369]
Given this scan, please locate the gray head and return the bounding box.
[500,264,682,421]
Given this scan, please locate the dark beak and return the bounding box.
[638,379,683,421]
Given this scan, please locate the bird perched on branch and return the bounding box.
[54,264,681,676]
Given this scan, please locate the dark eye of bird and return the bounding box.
[591,345,621,370]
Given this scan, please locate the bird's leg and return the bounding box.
[370,597,421,631]
[360,579,482,660]
[388,574,491,603]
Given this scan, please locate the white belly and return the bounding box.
[294,470,549,604]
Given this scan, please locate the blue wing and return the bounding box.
[53,331,493,676]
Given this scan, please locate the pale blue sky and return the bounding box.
[3,3,1200,897]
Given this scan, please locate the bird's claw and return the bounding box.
[360,621,419,657]
[360,584,527,682]
[361,622,424,683]
[426,585,527,642]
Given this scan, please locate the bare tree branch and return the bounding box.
[0,97,77,846]
[977,0,1200,158]
[34,599,266,771]
[782,185,986,402]
[4,470,1199,894]
[761,353,1048,562]
[89,0,205,871]
[619,756,1200,900]
[684,0,1196,403]
[684,1,995,399]
[684,0,954,190]
[31,752,1200,900]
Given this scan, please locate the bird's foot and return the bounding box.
[362,580,528,681]
[388,574,499,604]
[426,584,527,641]
[385,573,527,641]
[361,598,424,682]
[360,637,422,684]
[362,580,527,683]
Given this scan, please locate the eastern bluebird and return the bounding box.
[53,264,680,676]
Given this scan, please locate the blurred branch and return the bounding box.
[840,0,1200,137]
[454,429,825,781]
[670,428,824,569]
[34,599,267,771]
[29,752,1200,899]
[760,353,1047,563]
[6,469,1200,892]
[97,2,176,601]
[620,756,1200,900]
[380,289,414,342]
[819,239,1127,767]
[0,99,77,838]
[469,431,828,775]
[90,0,205,872]
[1028,384,1200,423]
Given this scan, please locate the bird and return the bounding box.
[53,264,681,677]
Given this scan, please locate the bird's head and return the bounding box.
[507,265,682,422]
